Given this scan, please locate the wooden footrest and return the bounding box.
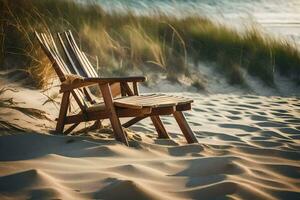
[114,94,193,109]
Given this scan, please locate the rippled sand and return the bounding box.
[0,84,299,200]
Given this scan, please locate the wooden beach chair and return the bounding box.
[35,31,198,146]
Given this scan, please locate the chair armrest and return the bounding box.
[90,76,146,83]
[60,76,146,93]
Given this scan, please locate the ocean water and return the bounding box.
[91,0,300,43]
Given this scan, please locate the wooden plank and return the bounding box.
[122,116,147,128]
[41,33,71,76]
[113,94,185,108]
[71,90,87,113]
[81,51,98,77]
[115,94,191,105]
[151,116,170,139]
[114,98,144,109]
[67,31,97,77]
[64,107,151,124]
[59,32,98,104]
[64,123,80,135]
[56,91,70,133]
[35,32,63,77]
[117,107,152,117]
[110,82,122,97]
[57,32,83,75]
[121,82,134,96]
[59,76,146,93]
[176,103,191,111]
[173,111,198,144]
[120,82,127,97]
[151,106,175,115]
[99,83,129,146]
[65,111,108,124]
[133,82,139,95]
[75,120,102,134]
[83,87,95,104]
[64,31,92,77]
[36,32,67,81]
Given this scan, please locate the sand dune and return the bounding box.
[0,82,299,200]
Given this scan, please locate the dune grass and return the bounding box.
[1,0,300,88]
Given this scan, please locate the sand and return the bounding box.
[0,80,300,200]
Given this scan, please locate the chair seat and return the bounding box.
[86,94,193,111]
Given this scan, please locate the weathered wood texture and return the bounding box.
[35,31,198,146]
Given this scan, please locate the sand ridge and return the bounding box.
[0,83,300,200]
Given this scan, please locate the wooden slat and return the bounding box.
[68,31,98,77]
[122,116,147,128]
[176,103,191,111]
[133,82,139,95]
[71,90,87,112]
[41,33,70,76]
[81,51,98,77]
[121,82,134,96]
[115,93,189,103]
[57,32,82,75]
[64,31,90,77]
[60,77,146,93]
[35,32,66,80]
[151,106,175,115]
[120,82,127,97]
[66,31,96,78]
[113,94,192,109]
[114,101,144,109]
[64,123,80,135]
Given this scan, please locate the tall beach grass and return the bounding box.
[1,0,300,88]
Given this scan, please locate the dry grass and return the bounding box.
[1,0,300,89]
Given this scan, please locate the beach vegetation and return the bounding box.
[1,0,300,88]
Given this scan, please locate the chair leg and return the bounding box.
[173,111,198,143]
[64,123,80,135]
[100,83,129,146]
[109,114,129,145]
[56,92,70,134]
[151,116,170,139]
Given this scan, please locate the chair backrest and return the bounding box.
[57,30,98,78]
[58,30,122,98]
[35,31,92,110]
